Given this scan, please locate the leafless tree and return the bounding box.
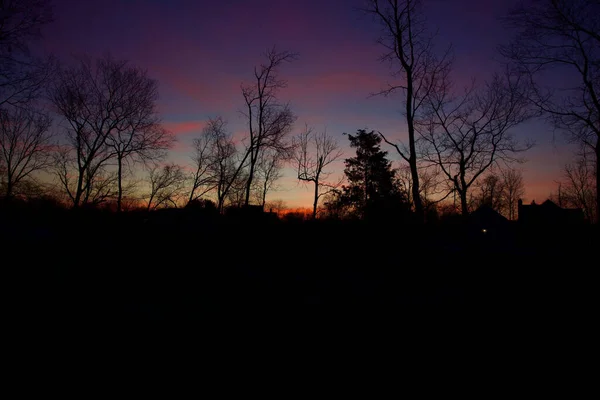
[187,118,223,205]
[293,125,344,219]
[419,70,535,215]
[225,170,248,209]
[200,119,238,213]
[53,143,119,207]
[103,66,175,212]
[50,54,167,208]
[146,163,187,211]
[264,199,287,215]
[239,46,297,206]
[501,167,525,220]
[0,0,54,107]
[395,163,449,213]
[364,0,452,222]
[52,145,77,204]
[562,152,597,222]
[500,0,600,222]
[85,167,118,207]
[436,200,461,220]
[255,148,286,210]
[475,172,506,213]
[0,106,53,198]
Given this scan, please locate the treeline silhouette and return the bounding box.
[4,195,596,328]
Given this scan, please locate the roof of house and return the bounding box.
[469,205,509,226]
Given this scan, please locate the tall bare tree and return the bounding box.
[293,125,344,219]
[84,167,118,207]
[0,106,53,198]
[225,169,248,209]
[187,117,224,205]
[364,0,452,222]
[146,163,187,211]
[419,70,534,215]
[255,148,286,210]
[395,163,450,214]
[50,54,167,208]
[475,172,506,213]
[562,152,597,222]
[240,46,297,206]
[501,167,525,220]
[0,0,54,107]
[501,0,600,222]
[104,67,175,212]
[264,199,287,215]
[207,121,237,213]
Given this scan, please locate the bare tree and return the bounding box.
[0,0,54,107]
[225,170,248,209]
[475,172,506,213]
[255,148,286,210]
[395,163,449,213]
[0,106,53,198]
[146,163,187,211]
[187,118,224,205]
[500,0,600,222]
[264,199,287,215]
[110,124,174,212]
[240,46,297,206]
[50,54,166,208]
[199,119,238,213]
[501,167,525,220]
[420,70,534,215]
[85,167,118,207]
[293,125,344,219]
[53,143,119,207]
[104,66,175,212]
[562,152,597,222]
[52,145,77,204]
[364,0,452,222]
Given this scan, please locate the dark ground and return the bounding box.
[4,206,596,335]
[4,206,595,390]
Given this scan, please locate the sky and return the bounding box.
[32,0,577,208]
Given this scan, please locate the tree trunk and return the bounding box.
[460,189,469,217]
[596,139,599,224]
[405,80,423,222]
[117,155,123,212]
[217,196,224,214]
[74,167,85,208]
[5,171,13,198]
[409,149,423,220]
[261,182,267,210]
[188,185,196,206]
[244,152,256,207]
[147,194,154,212]
[509,197,515,221]
[312,179,319,219]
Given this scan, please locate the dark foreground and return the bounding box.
[4,208,597,336]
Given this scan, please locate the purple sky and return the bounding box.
[33,0,575,208]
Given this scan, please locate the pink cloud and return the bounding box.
[163,121,207,136]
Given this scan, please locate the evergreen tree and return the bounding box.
[339,129,407,220]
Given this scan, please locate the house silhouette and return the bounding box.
[517,199,584,225]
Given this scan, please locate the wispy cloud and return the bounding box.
[163,120,207,136]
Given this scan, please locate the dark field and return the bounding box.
[4,207,597,334]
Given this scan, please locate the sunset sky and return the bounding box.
[33,0,576,208]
